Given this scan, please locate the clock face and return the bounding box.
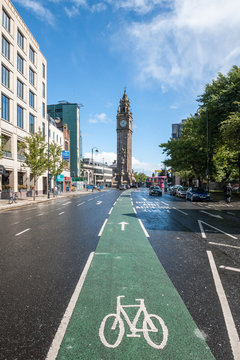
[120,120,127,127]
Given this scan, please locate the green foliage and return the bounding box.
[49,142,65,178]
[134,172,148,183]
[0,136,5,158]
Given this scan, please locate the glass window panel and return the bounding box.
[17,30,23,48]
[29,68,34,85]
[2,10,10,32]
[2,36,10,59]
[29,90,34,107]
[1,65,9,88]
[29,114,34,133]
[17,105,23,128]
[17,54,23,73]
[17,79,23,99]
[1,94,9,121]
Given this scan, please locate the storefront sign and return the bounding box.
[64,177,72,181]
[62,150,70,162]
[56,174,64,182]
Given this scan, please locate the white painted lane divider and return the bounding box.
[172,207,188,216]
[207,251,240,360]
[138,219,149,238]
[62,201,72,206]
[15,228,30,237]
[59,212,64,216]
[45,252,94,360]
[97,201,102,205]
[77,201,85,206]
[209,242,240,250]
[200,210,223,219]
[36,213,43,217]
[108,207,113,215]
[98,219,108,236]
[219,265,240,273]
[133,207,137,214]
[198,220,238,240]
[118,222,128,231]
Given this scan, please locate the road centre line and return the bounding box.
[227,212,236,216]
[161,201,169,206]
[198,220,238,240]
[172,207,188,215]
[108,207,113,215]
[207,251,240,360]
[36,213,43,217]
[15,228,30,236]
[98,218,108,236]
[209,242,240,250]
[58,212,64,215]
[200,210,223,219]
[45,252,94,360]
[138,219,149,238]
[77,201,85,206]
[63,201,72,205]
[219,265,240,273]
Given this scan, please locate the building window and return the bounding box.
[42,82,45,98]
[60,137,61,145]
[1,64,9,88]
[17,79,23,99]
[42,63,45,78]
[17,105,23,128]
[29,114,34,133]
[29,46,35,63]
[2,36,10,59]
[29,90,34,108]
[17,30,23,49]
[42,102,45,118]
[2,9,10,32]
[53,131,55,141]
[1,94,9,121]
[49,129,51,138]
[29,68,34,85]
[17,54,23,73]
[42,122,45,137]
[56,134,58,143]
[65,140,69,151]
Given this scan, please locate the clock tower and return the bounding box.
[116,90,133,186]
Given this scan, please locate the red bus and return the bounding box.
[146,176,167,188]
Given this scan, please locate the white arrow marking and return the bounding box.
[200,210,223,219]
[118,222,128,231]
[198,220,238,240]
[97,201,102,205]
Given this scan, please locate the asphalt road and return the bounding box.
[0,188,239,360]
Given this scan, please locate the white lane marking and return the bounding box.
[36,213,43,217]
[97,201,102,205]
[77,201,85,206]
[138,219,149,238]
[58,212,64,215]
[118,222,128,231]
[207,251,240,360]
[200,210,223,219]
[161,201,169,206]
[98,219,108,236]
[172,207,188,215]
[108,207,113,215]
[209,242,240,250]
[45,252,94,360]
[56,207,63,211]
[219,265,240,273]
[15,228,30,237]
[227,212,236,216]
[13,221,20,225]
[63,201,72,205]
[198,220,238,240]
[133,207,137,214]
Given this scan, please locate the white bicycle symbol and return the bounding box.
[99,295,168,349]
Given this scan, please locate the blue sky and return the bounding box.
[13,0,240,175]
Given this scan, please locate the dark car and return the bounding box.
[186,187,210,202]
[149,185,162,196]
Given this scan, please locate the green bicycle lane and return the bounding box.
[51,191,215,359]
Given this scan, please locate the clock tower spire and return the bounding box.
[116,90,133,186]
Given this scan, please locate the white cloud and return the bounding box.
[14,0,55,25]
[88,113,112,124]
[120,0,240,88]
[105,0,165,14]
[83,151,116,164]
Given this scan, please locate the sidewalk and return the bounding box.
[0,189,91,211]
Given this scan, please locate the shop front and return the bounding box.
[56,174,64,193]
[64,176,72,192]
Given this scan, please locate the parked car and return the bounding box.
[232,184,240,192]
[186,187,210,202]
[119,185,126,190]
[169,185,182,196]
[149,185,162,196]
[176,186,188,198]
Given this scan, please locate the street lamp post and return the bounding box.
[91,147,98,186]
[206,110,209,192]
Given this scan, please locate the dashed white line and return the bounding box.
[108,207,113,215]
[36,213,43,217]
[209,242,240,250]
[77,202,85,206]
[200,210,223,219]
[133,207,137,214]
[161,201,169,206]
[45,252,94,360]
[15,228,30,237]
[172,207,188,215]
[198,220,238,240]
[63,201,72,205]
[138,219,149,238]
[98,218,108,236]
[58,212,64,215]
[207,250,240,360]
[219,265,240,273]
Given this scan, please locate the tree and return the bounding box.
[134,172,148,183]
[0,135,5,159]
[21,130,48,200]
[48,142,66,196]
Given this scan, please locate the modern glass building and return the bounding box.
[47,102,82,177]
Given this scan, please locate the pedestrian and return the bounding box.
[224,182,232,204]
